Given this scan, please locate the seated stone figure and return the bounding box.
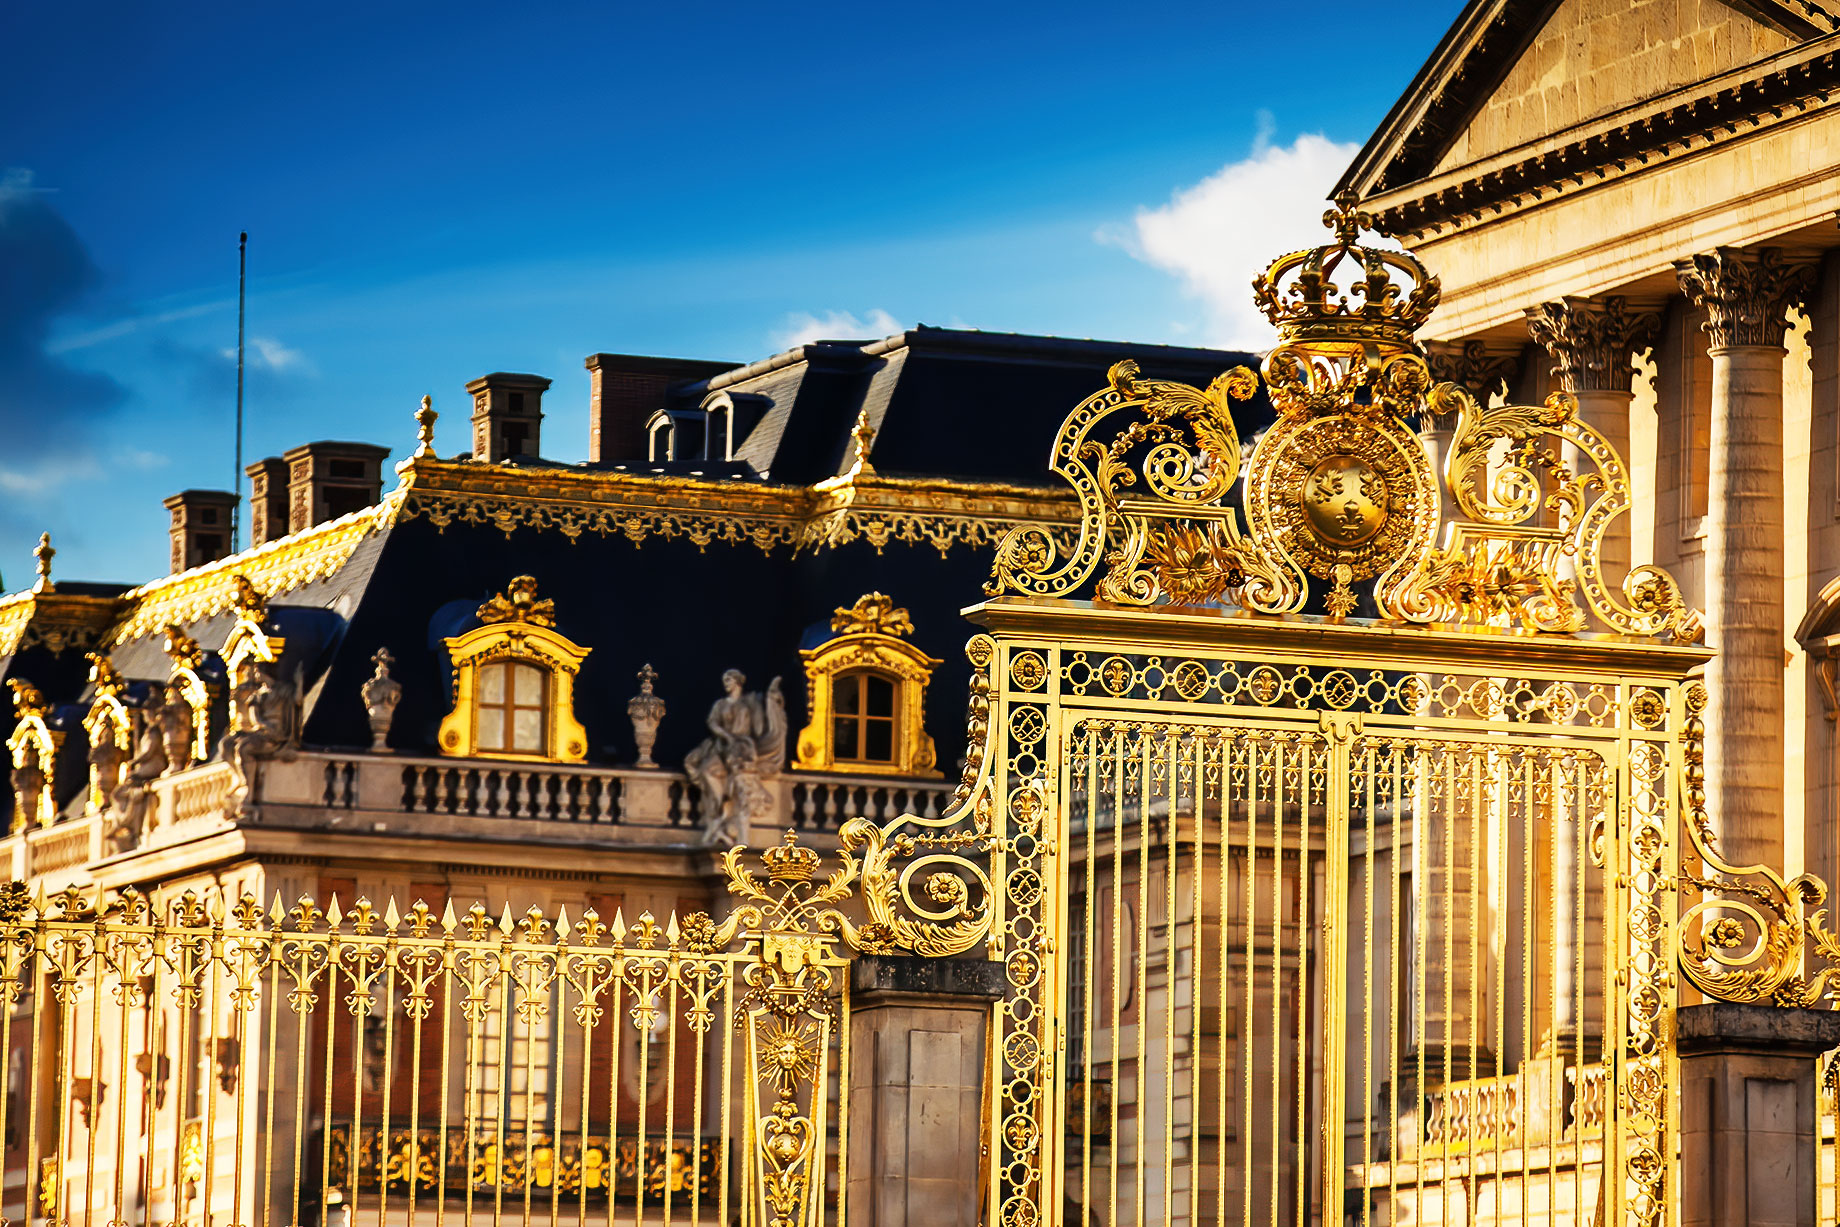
[107,707,169,850]
[684,669,785,846]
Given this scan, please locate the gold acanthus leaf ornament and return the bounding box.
[829,592,913,637]
[477,575,556,626]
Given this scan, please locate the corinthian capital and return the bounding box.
[1675,247,1816,349]
[1425,339,1520,404]
[1525,297,1660,394]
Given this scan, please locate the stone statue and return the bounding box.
[108,710,169,850]
[627,664,666,768]
[87,713,126,808]
[221,661,300,817]
[156,685,195,777]
[360,648,402,751]
[683,669,785,846]
[8,740,44,832]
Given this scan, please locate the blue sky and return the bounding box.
[1,0,1462,587]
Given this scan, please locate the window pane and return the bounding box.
[864,719,894,763]
[480,662,506,703]
[513,663,545,705]
[834,716,859,760]
[835,677,860,715]
[512,708,545,753]
[478,707,505,751]
[866,675,895,717]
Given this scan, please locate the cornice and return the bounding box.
[1364,39,1840,240]
[395,457,1078,558]
[66,460,1081,657]
[0,591,128,659]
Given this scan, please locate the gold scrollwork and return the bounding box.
[1675,681,1840,1007]
[985,196,1703,645]
[986,359,1261,607]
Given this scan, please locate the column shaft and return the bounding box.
[1677,247,1815,870]
[1706,344,1789,867]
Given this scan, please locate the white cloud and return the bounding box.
[1115,131,1362,350]
[222,335,312,373]
[771,308,902,351]
[0,453,102,497]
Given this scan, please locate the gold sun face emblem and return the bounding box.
[756,1018,822,1095]
[1303,455,1387,546]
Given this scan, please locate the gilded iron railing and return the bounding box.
[0,806,999,1227]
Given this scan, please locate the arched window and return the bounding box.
[438,577,590,763]
[476,659,549,755]
[648,417,674,462]
[793,593,941,778]
[707,403,731,461]
[832,669,898,765]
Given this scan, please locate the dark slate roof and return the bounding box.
[11,326,1267,814]
[687,326,1273,485]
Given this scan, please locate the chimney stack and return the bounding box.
[163,490,239,574]
[466,373,551,461]
[244,457,290,546]
[282,442,391,533]
[584,354,736,463]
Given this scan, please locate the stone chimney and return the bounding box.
[244,457,291,546]
[584,354,735,463]
[162,490,239,574]
[282,442,391,533]
[466,373,551,461]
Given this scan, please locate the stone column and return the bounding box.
[1677,1002,1840,1227]
[846,956,1003,1227]
[1678,248,1818,869]
[1525,296,1661,580]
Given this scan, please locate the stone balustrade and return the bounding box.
[786,771,954,831]
[267,751,700,831]
[0,752,961,875]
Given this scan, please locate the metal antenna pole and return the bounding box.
[234,231,247,551]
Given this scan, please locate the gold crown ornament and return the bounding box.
[1252,190,1440,358]
[762,830,822,883]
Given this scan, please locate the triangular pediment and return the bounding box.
[1341,0,1833,197]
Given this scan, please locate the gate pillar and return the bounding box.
[846,956,1005,1227]
[1677,1004,1840,1227]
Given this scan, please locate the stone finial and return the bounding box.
[32,532,54,594]
[1676,247,1817,349]
[627,663,666,769]
[360,648,403,752]
[414,395,437,457]
[1525,297,1660,394]
[848,407,877,477]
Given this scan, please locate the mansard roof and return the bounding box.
[666,325,1260,484]
[0,326,1269,821]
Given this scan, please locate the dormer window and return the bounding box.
[793,593,941,778]
[649,418,674,462]
[438,577,590,763]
